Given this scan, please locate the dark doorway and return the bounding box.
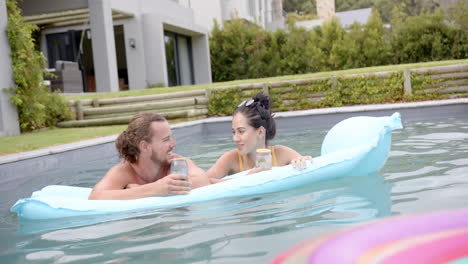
[114,25,129,91]
[80,29,95,92]
[164,31,194,87]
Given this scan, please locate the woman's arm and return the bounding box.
[274,145,313,169]
[206,150,237,179]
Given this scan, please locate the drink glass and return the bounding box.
[170,158,188,176]
[256,148,272,169]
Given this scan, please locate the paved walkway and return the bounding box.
[1,98,467,165]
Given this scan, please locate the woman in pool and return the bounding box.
[207,93,312,182]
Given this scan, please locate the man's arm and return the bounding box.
[185,158,211,188]
[88,165,190,200]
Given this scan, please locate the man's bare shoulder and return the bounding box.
[106,161,134,177]
[96,162,137,189]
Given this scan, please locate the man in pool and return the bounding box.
[89,113,210,200]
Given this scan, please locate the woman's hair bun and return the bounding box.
[252,93,271,110]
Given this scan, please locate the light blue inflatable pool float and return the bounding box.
[11,113,402,223]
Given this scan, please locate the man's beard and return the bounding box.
[150,149,171,166]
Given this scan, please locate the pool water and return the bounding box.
[1,113,468,263]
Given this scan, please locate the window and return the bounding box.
[164,31,194,87]
[46,31,78,68]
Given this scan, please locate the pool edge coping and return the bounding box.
[2,98,467,165]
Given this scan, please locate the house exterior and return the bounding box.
[1,0,20,136]
[16,0,286,94]
[182,0,285,32]
[1,0,286,136]
[18,0,212,93]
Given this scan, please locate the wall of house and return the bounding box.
[141,14,167,87]
[0,0,20,137]
[271,0,283,20]
[144,0,211,87]
[221,0,252,21]
[104,0,147,90]
[141,8,211,87]
[190,0,223,31]
[177,0,285,32]
[109,0,211,87]
[18,0,88,16]
[193,0,283,31]
[88,0,119,92]
[141,0,194,24]
[192,34,212,84]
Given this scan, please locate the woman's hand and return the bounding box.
[291,155,313,170]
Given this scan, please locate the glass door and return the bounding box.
[164,31,194,87]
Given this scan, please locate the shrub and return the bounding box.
[390,11,453,63]
[6,0,71,131]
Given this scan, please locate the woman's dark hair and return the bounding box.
[115,113,166,163]
[234,93,276,143]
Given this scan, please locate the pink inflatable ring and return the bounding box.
[271,209,468,264]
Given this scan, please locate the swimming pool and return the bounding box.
[1,104,467,263]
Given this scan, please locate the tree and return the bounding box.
[447,0,468,30]
[390,11,452,63]
[361,10,392,66]
[446,0,468,59]
[279,25,324,75]
[283,0,316,14]
[336,0,373,12]
[209,19,265,82]
[246,31,281,78]
[329,23,366,69]
[374,0,439,22]
[315,17,345,70]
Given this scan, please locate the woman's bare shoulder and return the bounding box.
[272,145,296,153]
[207,149,240,178]
[272,145,301,165]
[217,149,240,166]
[224,149,239,158]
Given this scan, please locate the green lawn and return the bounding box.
[0,125,127,155]
[1,59,467,156]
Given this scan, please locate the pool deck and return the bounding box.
[1,98,467,165]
